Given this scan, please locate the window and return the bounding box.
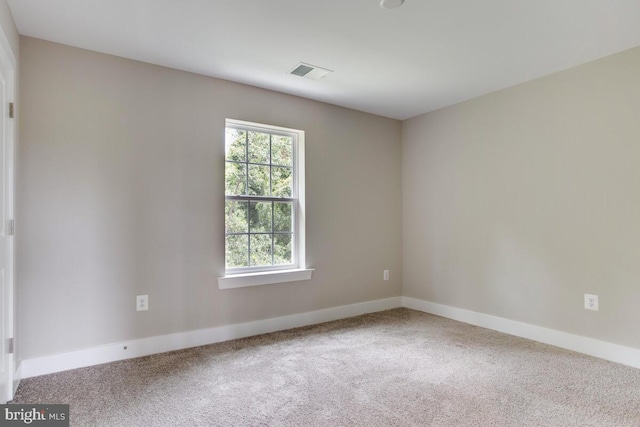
[220,119,312,289]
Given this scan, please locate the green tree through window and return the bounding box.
[225,122,297,271]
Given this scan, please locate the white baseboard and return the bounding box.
[21,296,403,379]
[20,295,640,379]
[403,296,640,370]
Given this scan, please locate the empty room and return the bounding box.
[0,0,638,426]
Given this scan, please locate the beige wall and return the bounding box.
[403,46,640,349]
[20,25,640,362]
[18,37,402,359]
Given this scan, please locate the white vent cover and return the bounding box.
[290,63,333,80]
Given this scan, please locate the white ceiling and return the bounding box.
[8,0,640,120]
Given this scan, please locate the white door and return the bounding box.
[0,38,15,403]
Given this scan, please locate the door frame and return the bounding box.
[0,24,16,403]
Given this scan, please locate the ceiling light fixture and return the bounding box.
[380,0,405,9]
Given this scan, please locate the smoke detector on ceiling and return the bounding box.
[290,63,333,80]
[380,0,405,9]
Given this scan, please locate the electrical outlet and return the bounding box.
[137,295,149,311]
[383,270,389,281]
[584,294,598,311]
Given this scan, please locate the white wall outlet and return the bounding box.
[584,294,598,311]
[137,295,149,311]
[383,270,389,281]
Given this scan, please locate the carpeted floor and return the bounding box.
[11,308,640,426]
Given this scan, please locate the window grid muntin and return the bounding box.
[239,199,294,267]
[225,123,297,272]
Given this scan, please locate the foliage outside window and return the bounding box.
[225,120,302,272]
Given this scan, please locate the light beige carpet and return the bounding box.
[11,308,640,426]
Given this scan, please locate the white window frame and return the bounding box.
[218,119,313,289]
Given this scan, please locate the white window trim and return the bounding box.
[218,268,314,289]
[219,119,312,289]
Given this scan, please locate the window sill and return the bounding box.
[218,268,314,290]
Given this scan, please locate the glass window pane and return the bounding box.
[248,131,270,164]
[250,234,272,266]
[249,201,272,233]
[272,166,292,197]
[225,129,246,162]
[226,234,248,268]
[225,162,246,195]
[274,234,292,265]
[248,165,270,196]
[225,122,300,272]
[273,202,292,232]
[225,200,248,233]
[272,135,293,166]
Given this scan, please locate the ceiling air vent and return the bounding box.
[290,63,333,80]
